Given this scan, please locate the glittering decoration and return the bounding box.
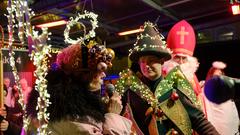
[115,69,158,108]
[6,0,51,134]
[88,45,114,68]
[115,66,201,111]
[64,10,98,45]
[30,27,51,134]
[128,22,172,57]
[155,66,200,107]
[6,0,30,129]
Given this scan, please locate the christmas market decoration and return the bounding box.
[6,0,51,133]
[64,10,98,45]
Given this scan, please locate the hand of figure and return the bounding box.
[107,92,123,114]
[0,107,7,118]
[0,120,9,131]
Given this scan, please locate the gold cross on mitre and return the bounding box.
[177,26,189,45]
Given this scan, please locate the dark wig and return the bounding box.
[46,68,106,123]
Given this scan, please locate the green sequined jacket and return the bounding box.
[119,66,219,135]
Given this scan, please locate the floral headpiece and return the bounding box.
[59,10,115,73]
[88,44,115,69]
[55,43,115,74]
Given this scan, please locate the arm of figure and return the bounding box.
[5,88,13,107]
[103,113,132,135]
[103,92,133,135]
[177,90,220,135]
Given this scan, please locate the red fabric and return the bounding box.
[193,75,202,96]
[193,75,208,116]
[167,20,196,56]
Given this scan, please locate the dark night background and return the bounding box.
[195,40,240,80]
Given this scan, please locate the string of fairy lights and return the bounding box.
[64,10,98,45]
[30,27,52,134]
[6,0,30,131]
[129,22,171,57]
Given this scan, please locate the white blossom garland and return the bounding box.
[64,10,98,45]
[6,0,31,130]
[30,27,52,134]
[6,0,51,134]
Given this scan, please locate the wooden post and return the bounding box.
[0,49,3,108]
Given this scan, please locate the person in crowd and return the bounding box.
[4,77,13,107]
[203,61,239,135]
[5,84,23,128]
[0,85,22,135]
[119,21,219,135]
[19,78,32,105]
[3,78,12,92]
[44,44,132,134]
[162,20,205,112]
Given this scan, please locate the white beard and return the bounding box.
[162,56,199,81]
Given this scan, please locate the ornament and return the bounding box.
[171,91,179,101]
[106,48,115,60]
[171,129,178,135]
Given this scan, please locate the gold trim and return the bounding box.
[172,48,193,56]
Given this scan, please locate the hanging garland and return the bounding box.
[64,10,98,45]
[6,0,51,134]
[6,0,30,129]
[30,27,52,134]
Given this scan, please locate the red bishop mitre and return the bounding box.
[167,20,196,56]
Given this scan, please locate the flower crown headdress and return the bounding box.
[54,11,115,73]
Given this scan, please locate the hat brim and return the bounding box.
[130,50,171,62]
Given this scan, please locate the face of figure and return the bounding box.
[20,79,28,91]
[172,55,188,64]
[89,62,108,92]
[139,55,163,81]
[4,78,10,88]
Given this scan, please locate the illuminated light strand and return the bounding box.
[6,0,51,134]
[64,10,98,45]
[30,27,52,134]
[128,22,172,57]
[6,0,30,130]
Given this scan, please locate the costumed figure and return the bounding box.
[116,22,219,135]
[26,43,132,135]
[203,61,239,135]
[162,20,206,114]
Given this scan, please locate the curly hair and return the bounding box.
[46,68,106,123]
[56,44,114,75]
[48,44,115,122]
[56,44,84,74]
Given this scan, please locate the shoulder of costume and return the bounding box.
[155,66,200,106]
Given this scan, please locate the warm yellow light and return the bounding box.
[36,20,67,28]
[118,28,144,36]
